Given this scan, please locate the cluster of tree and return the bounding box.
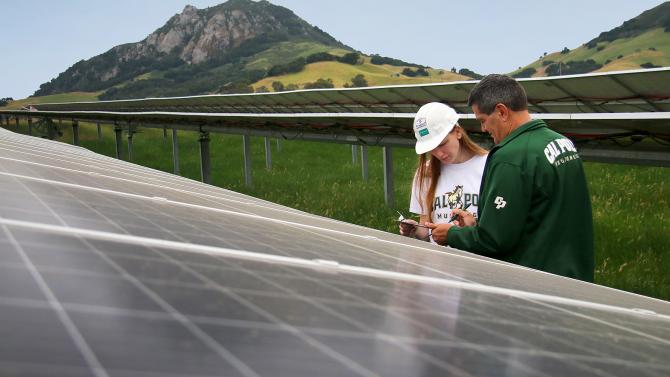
[369,54,423,68]
[401,67,429,77]
[640,62,661,69]
[544,59,602,76]
[343,74,368,88]
[512,68,537,78]
[303,78,334,89]
[453,68,483,79]
[560,47,571,55]
[0,97,13,107]
[267,51,360,77]
[270,81,299,92]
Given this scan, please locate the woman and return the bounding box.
[399,102,487,243]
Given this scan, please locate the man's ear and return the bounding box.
[495,103,510,121]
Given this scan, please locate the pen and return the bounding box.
[448,203,471,223]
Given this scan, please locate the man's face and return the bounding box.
[472,104,506,145]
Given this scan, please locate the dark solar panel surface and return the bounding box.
[0,128,668,377]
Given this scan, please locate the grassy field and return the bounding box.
[4,120,669,301]
[4,92,101,109]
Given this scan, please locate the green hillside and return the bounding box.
[252,56,470,90]
[512,2,670,77]
[513,28,670,77]
[4,92,101,109]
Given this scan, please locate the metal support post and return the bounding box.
[4,116,9,127]
[243,134,252,187]
[172,128,180,175]
[27,118,33,136]
[15,117,20,130]
[47,119,57,140]
[351,145,358,164]
[361,145,369,181]
[127,131,134,161]
[276,138,282,152]
[97,123,102,141]
[114,124,123,159]
[383,146,395,207]
[199,130,211,184]
[163,126,167,140]
[72,120,79,146]
[264,137,272,170]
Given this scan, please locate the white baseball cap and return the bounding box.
[413,102,459,154]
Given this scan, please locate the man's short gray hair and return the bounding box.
[467,74,528,115]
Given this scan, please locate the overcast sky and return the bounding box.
[1,0,665,99]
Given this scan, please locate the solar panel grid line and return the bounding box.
[143,243,476,377]
[0,151,285,213]
[1,226,110,377]
[607,75,664,112]
[0,135,293,211]
[0,167,520,274]
[2,148,668,312]
[0,150,393,230]
[184,222,620,377]
[2,216,669,328]
[12,179,267,377]
[7,226,668,376]
[0,243,665,372]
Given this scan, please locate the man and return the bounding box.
[427,74,594,282]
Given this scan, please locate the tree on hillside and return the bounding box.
[344,74,368,88]
[286,83,299,91]
[561,47,570,54]
[272,81,285,92]
[0,97,14,107]
[337,52,360,65]
[303,78,334,89]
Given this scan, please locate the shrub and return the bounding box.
[542,60,555,67]
[545,59,602,76]
[458,68,483,79]
[303,78,334,89]
[640,62,661,69]
[256,86,269,93]
[370,54,423,68]
[305,52,336,64]
[597,46,605,51]
[512,67,537,78]
[344,74,368,88]
[337,52,360,65]
[272,81,285,92]
[561,47,570,54]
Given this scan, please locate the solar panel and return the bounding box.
[0,127,668,376]
[27,68,670,115]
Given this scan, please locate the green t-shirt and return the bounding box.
[447,119,594,282]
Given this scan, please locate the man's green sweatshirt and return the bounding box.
[447,119,594,282]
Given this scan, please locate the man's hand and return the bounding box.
[426,222,453,245]
[450,208,477,227]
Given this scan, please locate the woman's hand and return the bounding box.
[398,219,418,237]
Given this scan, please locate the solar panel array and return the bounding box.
[29,68,670,115]
[1,128,669,376]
